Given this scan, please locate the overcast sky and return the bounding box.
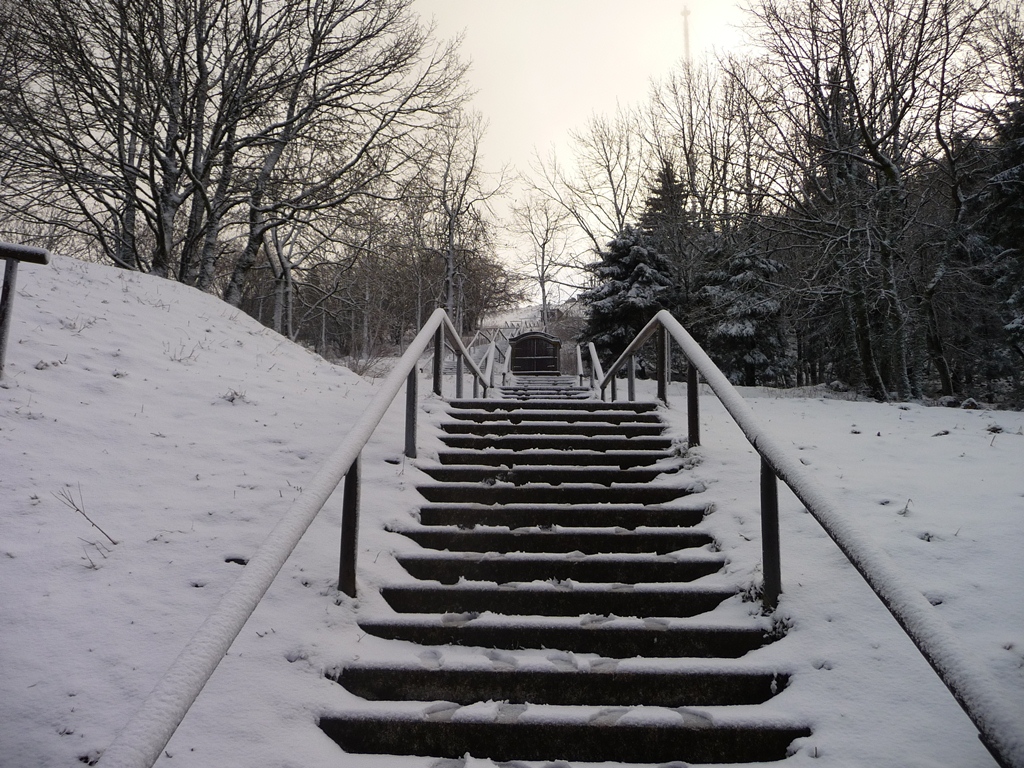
[413,0,748,176]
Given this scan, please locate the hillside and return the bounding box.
[1,256,1022,767]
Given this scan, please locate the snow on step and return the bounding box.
[321,377,809,763]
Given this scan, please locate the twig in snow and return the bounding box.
[53,484,118,545]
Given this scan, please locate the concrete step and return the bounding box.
[380,583,736,618]
[436,449,673,468]
[396,551,726,584]
[450,398,658,413]
[418,464,678,486]
[358,616,770,658]
[417,502,709,529]
[393,526,713,553]
[329,387,810,765]
[502,379,588,386]
[415,482,693,505]
[440,434,674,451]
[320,711,811,764]
[500,386,592,393]
[501,378,590,387]
[448,409,663,424]
[440,421,666,437]
[335,663,788,706]
[506,375,581,385]
[501,395,594,402]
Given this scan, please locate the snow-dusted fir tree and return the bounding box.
[637,160,713,327]
[969,92,1024,402]
[988,111,1024,342]
[638,161,689,255]
[700,247,788,386]
[580,225,677,363]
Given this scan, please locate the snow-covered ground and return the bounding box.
[1,256,1021,768]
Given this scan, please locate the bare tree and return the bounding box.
[509,191,573,328]
[647,61,734,233]
[427,108,508,330]
[0,0,466,307]
[530,106,652,261]
[743,0,990,399]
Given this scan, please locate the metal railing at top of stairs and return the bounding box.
[584,341,605,390]
[481,330,502,389]
[589,309,1024,768]
[99,309,487,768]
[482,328,513,387]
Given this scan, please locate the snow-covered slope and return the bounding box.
[0,257,403,766]
[1,256,1021,767]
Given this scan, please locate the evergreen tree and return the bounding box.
[637,160,710,325]
[983,102,1024,354]
[966,94,1024,402]
[700,245,788,386]
[638,161,689,243]
[579,225,677,365]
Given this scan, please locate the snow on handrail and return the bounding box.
[482,331,500,388]
[598,309,1024,768]
[99,309,486,768]
[586,341,604,387]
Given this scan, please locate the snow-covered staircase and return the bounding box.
[499,373,592,400]
[320,376,810,764]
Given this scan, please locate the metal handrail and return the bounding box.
[592,309,1024,768]
[100,309,486,768]
[586,341,604,390]
[482,330,502,389]
[480,329,511,387]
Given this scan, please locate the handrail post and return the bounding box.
[687,361,700,447]
[338,453,361,597]
[657,326,668,404]
[610,373,617,402]
[404,370,418,458]
[760,457,781,610]
[0,245,50,381]
[0,260,19,380]
[456,351,464,399]
[432,325,443,396]
[627,355,636,401]
[577,345,585,386]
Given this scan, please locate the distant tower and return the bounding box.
[682,5,692,64]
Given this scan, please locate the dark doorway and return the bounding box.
[509,332,562,374]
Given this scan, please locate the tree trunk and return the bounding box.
[224,225,262,308]
[922,291,954,396]
[848,292,888,401]
[195,127,237,291]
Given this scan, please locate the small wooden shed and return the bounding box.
[508,331,561,375]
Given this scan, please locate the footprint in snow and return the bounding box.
[589,707,630,726]
[485,649,518,670]
[676,707,715,725]
[440,612,479,626]
[422,702,460,722]
[590,658,619,673]
[494,703,528,724]
[546,651,579,671]
[417,649,442,669]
